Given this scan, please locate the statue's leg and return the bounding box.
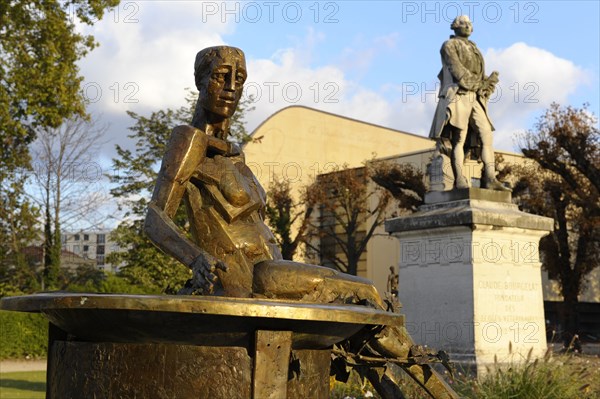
[252,260,460,399]
[252,260,385,308]
[450,127,469,189]
[471,103,510,191]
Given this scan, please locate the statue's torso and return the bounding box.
[183,153,282,296]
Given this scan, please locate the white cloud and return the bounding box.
[243,31,407,133]
[77,2,232,115]
[484,42,590,150]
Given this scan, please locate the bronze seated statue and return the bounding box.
[144,45,459,399]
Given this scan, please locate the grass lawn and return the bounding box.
[0,371,46,399]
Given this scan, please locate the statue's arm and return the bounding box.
[144,125,208,266]
[441,41,482,92]
[144,125,228,293]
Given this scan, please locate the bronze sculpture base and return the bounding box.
[1,293,404,399]
[47,340,330,399]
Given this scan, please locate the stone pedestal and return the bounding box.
[1,293,404,398]
[385,188,553,374]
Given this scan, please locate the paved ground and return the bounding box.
[0,359,47,373]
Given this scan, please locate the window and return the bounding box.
[73,245,80,253]
[97,234,105,244]
[74,234,80,241]
[83,234,89,241]
[97,255,105,265]
[83,245,89,252]
[96,245,105,255]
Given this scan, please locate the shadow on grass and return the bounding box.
[0,379,46,392]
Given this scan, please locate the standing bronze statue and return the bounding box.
[430,15,510,191]
[144,46,458,398]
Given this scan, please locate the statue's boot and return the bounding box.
[454,176,469,189]
[481,164,511,192]
[451,162,469,189]
[365,325,460,399]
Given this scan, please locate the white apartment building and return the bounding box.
[62,230,122,272]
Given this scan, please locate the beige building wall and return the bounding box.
[243,105,434,195]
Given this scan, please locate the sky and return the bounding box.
[65,0,599,228]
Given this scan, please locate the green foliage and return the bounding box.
[108,96,193,292]
[67,273,158,294]
[1,0,119,161]
[107,220,190,293]
[0,311,48,359]
[455,352,598,399]
[330,372,381,399]
[0,178,40,296]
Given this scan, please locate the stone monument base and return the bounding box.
[1,293,404,398]
[386,188,553,374]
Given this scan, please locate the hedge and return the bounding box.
[0,310,48,359]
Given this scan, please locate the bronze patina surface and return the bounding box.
[429,15,510,192]
[0,293,403,348]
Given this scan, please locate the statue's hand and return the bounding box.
[478,72,500,99]
[179,252,229,295]
[489,71,499,83]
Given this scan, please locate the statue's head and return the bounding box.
[451,15,473,38]
[194,46,247,119]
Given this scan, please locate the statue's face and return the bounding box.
[453,20,473,38]
[197,50,247,118]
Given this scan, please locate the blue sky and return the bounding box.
[77,1,598,150]
[67,0,599,226]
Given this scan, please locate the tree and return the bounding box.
[0,179,40,296]
[28,116,107,289]
[302,161,426,276]
[265,176,315,260]
[108,101,191,292]
[1,0,120,170]
[513,103,599,345]
[108,92,256,291]
[370,161,426,212]
[0,0,120,291]
[302,165,392,276]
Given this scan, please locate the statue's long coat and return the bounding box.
[429,35,494,146]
